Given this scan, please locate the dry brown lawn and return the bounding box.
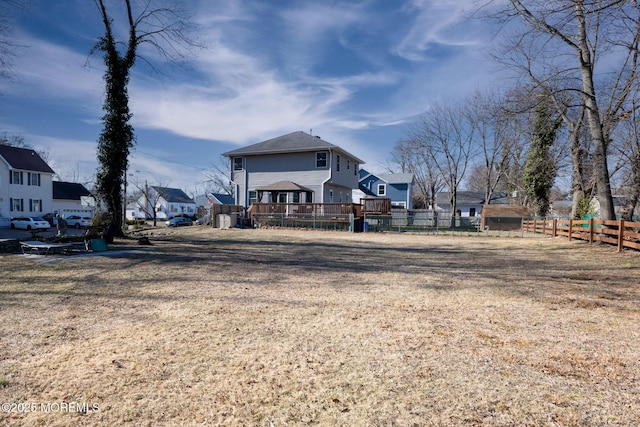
[1,227,639,426]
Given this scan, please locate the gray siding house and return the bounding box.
[222,131,364,208]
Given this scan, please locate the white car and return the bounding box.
[10,216,51,230]
[65,215,92,228]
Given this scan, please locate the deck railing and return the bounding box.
[522,218,640,252]
[248,203,361,218]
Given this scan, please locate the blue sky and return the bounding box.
[0,0,503,196]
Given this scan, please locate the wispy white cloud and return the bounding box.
[394,0,488,61]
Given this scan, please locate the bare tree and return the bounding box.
[611,98,640,220]
[409,101,477,216]
[388,139,444,209]
[0,0,23,80]
[466,91,522,204]
[494,0,640,221]
[131,180,169,227]
[203,155,235,196]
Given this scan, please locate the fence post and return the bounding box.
[541,219,545,234]
[589,217,594,244]
[553,219,558,237]
[568,219,573,241]
[618,219,625,252]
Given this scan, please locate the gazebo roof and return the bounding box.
[256,180,313,192]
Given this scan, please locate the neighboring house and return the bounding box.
[435,191,509,217]
[355,169,414,209]
[591,195,640,220]
[204,193,235,206]
[0,145,55,224]
[193,193,235,209]
[222,131,364,208]
[138,186,197,220]
[52,181,94,218]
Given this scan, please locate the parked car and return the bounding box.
[166,217,193,227]
[65,215,92,228]
[10,216,51,230]
[195,215,211,225]
[42,213,58,227]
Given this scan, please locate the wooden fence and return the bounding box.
[522,218,640,252]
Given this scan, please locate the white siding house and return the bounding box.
[222,131,364,208]
[0,145,55,226]
[137,186,197,220]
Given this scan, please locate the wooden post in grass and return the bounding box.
[553,219,558,237]
[618,219,625,252]
[568,219,573,241]
[589,217,594,244]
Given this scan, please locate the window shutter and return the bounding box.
[9,198,13,212]
[29,199,33,212]
[27,173,31,186]
[38,174,41,186]
[20,172,24,185]
[40,199,43,212]
[20,199,24,211]
[9,171,12,184]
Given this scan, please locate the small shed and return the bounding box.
[481,205,531,231]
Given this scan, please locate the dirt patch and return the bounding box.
[1,228,639,426]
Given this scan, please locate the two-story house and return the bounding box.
[222,131,364,208]
[355,169,415,209]
[0,145,55,224]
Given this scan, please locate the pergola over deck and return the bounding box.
[256,180,313,203]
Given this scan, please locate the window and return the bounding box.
[292,192,300,203]
[347,159,350,170]
[316,152,327,168]
[28,173,41,186]
[10,170,23,185]
[233,157,243,171]
[354,164,358,176]
[278,193,287,203]
[249,191,258,205]
[336,154,341,172]
[10,198,23,212]
[377,184,386,196]
[30,199,42,212]
[329,189,334,202]
[469,208,476,217]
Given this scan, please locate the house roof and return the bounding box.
[359,168,414,185]
[222,131,365,164]
[152,186,195,204]
[53,181,91,200]
[207,193,235,205]
[378,173,414,184]
[0,144,55,174]
[257,180,313,192]
[437,191,509,205]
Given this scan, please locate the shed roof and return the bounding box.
[0,145,55,174]
[222,131,365,163]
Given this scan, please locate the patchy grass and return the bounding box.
[1,228,639,426]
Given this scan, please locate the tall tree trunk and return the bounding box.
[575,2,616,220]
